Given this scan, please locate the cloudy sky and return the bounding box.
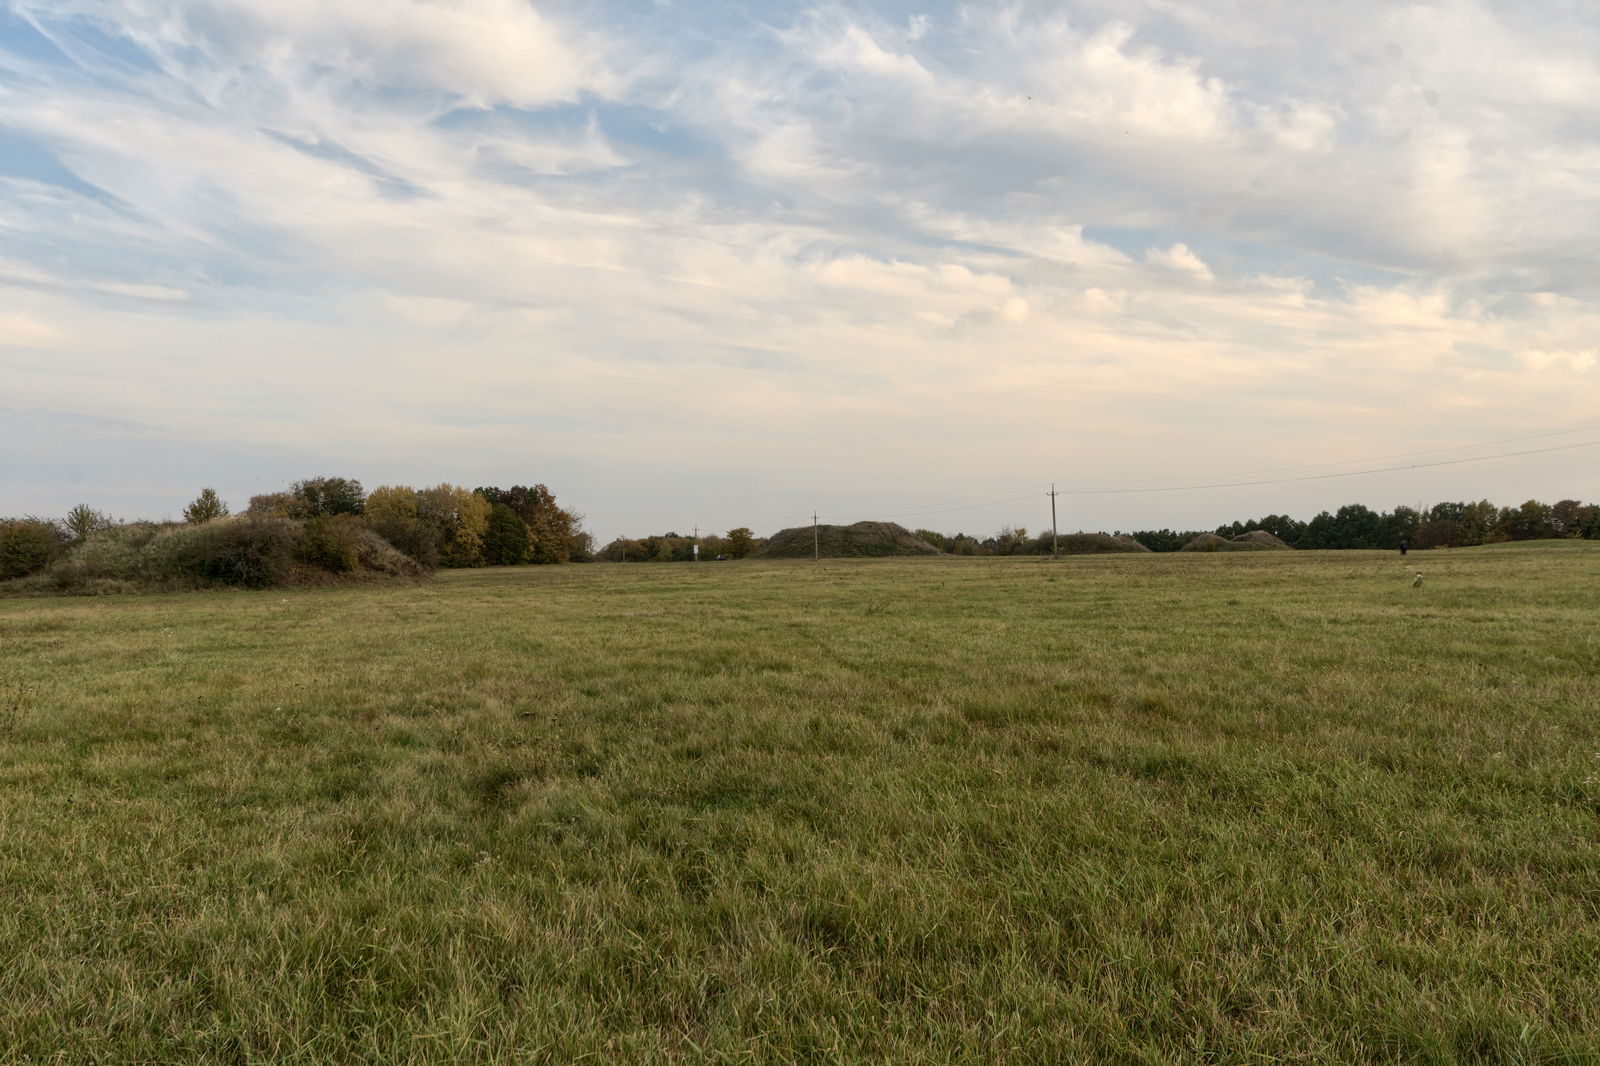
[3,0,1599,541]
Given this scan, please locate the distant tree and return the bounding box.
[475,484,587,563]
[290,476,365,517]
[1458,500,1498,546]
[1493,499,1554,542]
[1550,499,1587,538]
[1577,503,1600,540]
[1129,529,1193,552]
[1384,506,1422,548]
[944,533,983,556]
[183,488,229,524]
[982,525,1029,555]
[416,484,490,567]
[1415,519,1461,549]
[363,485,441,567]
[482,504,532,566]
[725,527,755,558]
[63,504,110,540]
[598,537,647,562]
[246,491,297,517]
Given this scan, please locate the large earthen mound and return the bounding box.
[754,521,944,559]
[1181,530,1293,552]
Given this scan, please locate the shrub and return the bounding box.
[296,515,362,573]
[145,517,297,588]
[8,515,424,596]
[0,519,68,580]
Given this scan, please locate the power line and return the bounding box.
[734,429,1600,532]
[1050,438,1600,496]
[1047,421,1600,487]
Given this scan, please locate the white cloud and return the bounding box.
[0,311,66,348]
[15,0,612,107]
[1519,348,1598,374]
[1146,243,1214,281]
[5,1,1600,536]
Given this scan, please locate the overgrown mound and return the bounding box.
[1182,530,1292,552]
[1231,529,1291,548]
[4,516,426,595]
[1025,532,1152,555]
[754,521,944,559]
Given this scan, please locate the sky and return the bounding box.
[3,0,1599,543]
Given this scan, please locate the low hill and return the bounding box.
[3,516,426,596]
[754,521,944,559]
[1025,532,1152,555]
[1181,530,1293,552]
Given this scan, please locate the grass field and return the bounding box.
[3,543,1598,1064]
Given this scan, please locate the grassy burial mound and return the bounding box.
[754,520,944,559]
[3,515,425,595]
[1026,531,1152,555]
[1182,529,1292,552]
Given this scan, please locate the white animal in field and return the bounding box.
[1412,571,1423,589]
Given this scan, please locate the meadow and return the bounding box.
[2,543,1598,1064]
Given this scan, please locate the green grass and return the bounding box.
[2,543,1598,1064]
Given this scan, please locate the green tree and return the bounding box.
[416,484,490,567]
[725,527,756,558]
[1549,499,1586,538]
[475,484,587,563]
[1493,500,1554,541]
[245,492,297,517]
[482,504,532,566]
[291,476,365,517]
[1458,500,1498,545]
[363,485,441,567]
[1384,506,1421,547]
[63,504,110,540]
[183,488,229,524]
[991,526,1029,555]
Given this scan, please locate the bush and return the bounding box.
[296,515,362,573]
[190,518,298,587]
[6,515,424,596]
[0,519,67,580]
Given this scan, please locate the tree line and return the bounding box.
[0,476,593,581]
[7,491,1600,583]
[597,529,758,562]
[1123,499,1600,553]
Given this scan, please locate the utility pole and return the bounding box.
[692,525,699,562]
[813,511,819,562]
[1049,484,1059,556]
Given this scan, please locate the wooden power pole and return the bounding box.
[813,511,819,562]
[1050,484,1059,556]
